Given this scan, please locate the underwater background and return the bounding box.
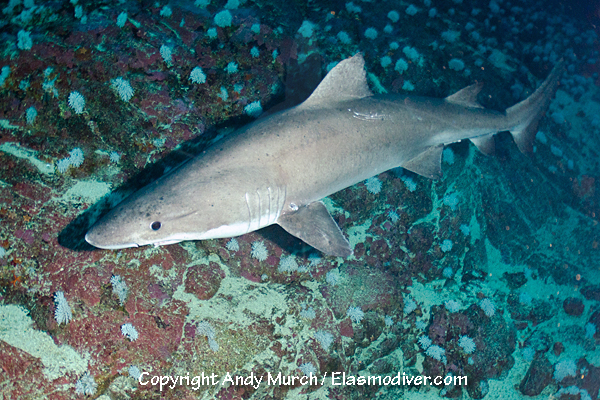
[0,0,599,399]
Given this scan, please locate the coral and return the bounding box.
[365,177,382,194]
[160,45,172,64]
[56,158,71,173]
[585,322,596,339]
[214,10,232,27]
[445,299,461,312]
[479,298,496,317]
[75,371,97,396]
[401,176,417,192]
[68,148,84,167]
[314,330,334,351]
[441,239,453,252]
[0,66,10,87]
[425,345,446,361]
[554,359,577,381]
[325,268,340,286]
[346,306,364,323]
[184,262,224,300]
[68,91,85,114]
[225,238,239,251]
[403,298,417,315]
[364,27,378,40]
[121,323,139,341]
[418,336,432,349]
[299,362,316,376]
[196,321,219,352]
[250,241,268,261]
[110,275,128,306]
[388,10,400,22]
[244,101,262,117]
[53,291,72,325]
[109,151,120,163]
[25,106,36,125]
[297,21,316,38]
[116,12,127,28]
[224,61,238,74]
[299,305,315,319]
[277,255,298,273]
[110,77,134,102]
[128,365,141,380]
[189,66,206,84]
[458,335,476,354]
[17,30,32,50]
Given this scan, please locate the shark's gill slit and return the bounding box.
[244,192,252,234]
[267,187,272,225]
[256,189,262,228]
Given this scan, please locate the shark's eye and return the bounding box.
[150,221,162,231]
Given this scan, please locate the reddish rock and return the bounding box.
[354,242,365,258]
[340,319,354,337]
[241,270,261,283]
[184,262,225,300]
[406,224,434,255]
[563,297,585,316]
[0,341,40,379]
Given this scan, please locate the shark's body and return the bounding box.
[85,54,562,256]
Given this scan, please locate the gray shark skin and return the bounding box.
[85,54,562,257]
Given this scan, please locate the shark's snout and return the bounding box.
[85,227,139,250]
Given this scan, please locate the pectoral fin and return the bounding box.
[277,201,352,257]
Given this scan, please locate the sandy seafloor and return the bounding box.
[0,0,599,399]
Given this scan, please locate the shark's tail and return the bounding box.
[505,61,564,153]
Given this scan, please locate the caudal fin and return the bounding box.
[506,61,564,153]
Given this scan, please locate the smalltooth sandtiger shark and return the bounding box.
[85,54,562,257]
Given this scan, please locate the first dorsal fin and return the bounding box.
[299,53,373,108]
[445,82,484,108]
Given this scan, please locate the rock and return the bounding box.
[503,272,527,289]
[563,297,585,316]
[581,285,600,301]
[553,342,565,357]
[519,353,553,396]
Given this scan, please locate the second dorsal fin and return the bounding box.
[445,82,484,108]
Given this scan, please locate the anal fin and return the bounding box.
[277,201,352,257]
[470,133,496,155]
[402,145,443,179]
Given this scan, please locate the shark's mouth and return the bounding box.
[84,232,139,250]
[152,239,183,247]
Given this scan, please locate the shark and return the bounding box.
[85,54,562,257]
